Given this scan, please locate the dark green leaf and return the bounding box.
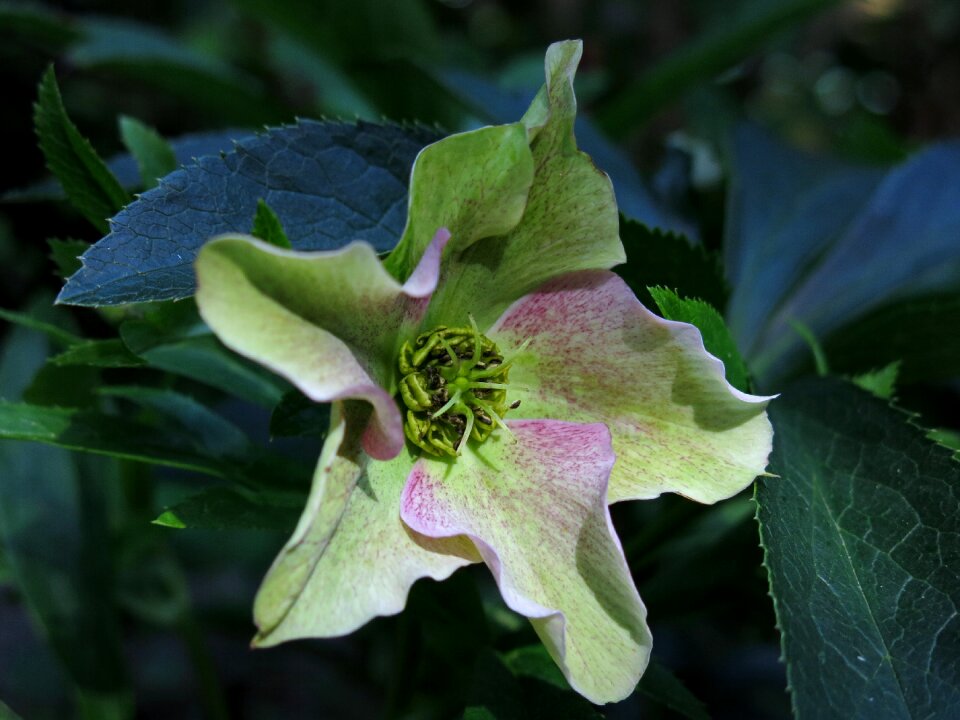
[154,486,303,531]
[648,286,751,392]
[50,339,145,368]
[0,697,24,720]
[58,121,439,306]
[757,378,960,718]
[597,0,844,134]
[0,401,229,477]
[47,237,88,278]
[33,67,129,233]
[617,217,726,310]
[118,115,177,190]
[0,306,81,346]
[0,2,79,50]
[251,199,291,248]
[270,390,329,438]
[0,320,132,717]
[725,126,960,387]
[823,293,960,384]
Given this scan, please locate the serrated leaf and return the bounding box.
[153,486,303,531]
[33,67,130,233]
[725,125,960,387]
[58,120,440,306]
[5,128,246,203]
[47,237,88,278]
[823,293,960,384]
[616,216,726,310]
[251,199,291,248]
[50,339,145,368]
[648,286,751,392]
[757,378,960,719]
[118,116,177,190]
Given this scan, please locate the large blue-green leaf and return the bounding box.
[430,68,695,237]
[725,125,960,387]
[58,121,440,306]
[757,377,960,718]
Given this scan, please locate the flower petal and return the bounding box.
[425,40,625,330]
[401,420,651,704]
[489,271,773,504]
[195,230,448,459]
[254,402,478,646]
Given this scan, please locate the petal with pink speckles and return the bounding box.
[195,229,449,460]
[489,271,773,504]
[254,402,478,646]
[401,420,651,704]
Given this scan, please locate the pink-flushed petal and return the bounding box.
[195,230,448,460]
[254,402,479,646]
[488,271,773,505]
[401,420,651,704]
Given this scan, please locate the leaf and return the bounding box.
[33,67,129,233]
[47,237,88,278]
[118,115,177,190]
[50,339,146,368]
[251,199,291,248]
[5,128,246,202]
[0,698,23,720]
[616,216,726,311]
[0,316,133,717]
[851,361,900,400]
[596,0,844,134]
[725,125,960,387]
[822,293,960,384]
[648,286,751,392]
[58,120,440,306]
[68,17,279,126]
[0,306,81,346]
[0,2,79,50]
[120,304,288,407]
[757,377,960,719]
[428,67,695,237]
[0,401,230,477]
[636,661,710,720]
[153,486,303,531]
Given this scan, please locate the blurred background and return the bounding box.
[1,1,958,718]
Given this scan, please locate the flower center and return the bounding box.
[397,317,522,457]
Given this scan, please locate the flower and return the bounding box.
[194,41,773,704]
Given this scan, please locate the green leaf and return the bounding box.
[0,306,81,346]
[757,378,960,719]
[251,199,291,249]
[153,486,303,531]
[0,2,79,50]
[50,339,145,368]
[616,216,727,311]
[0,698,23,720]
[648,286,751,392]
[118,115,177,190]
[33,67,129,233]
[851,361,900,400]
[823,293,960,384]
[636,661,710,720]
[597,0,844,134]
[47,237,88,278]
[0,401,230,477]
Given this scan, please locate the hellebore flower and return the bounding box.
[194,41,773,704]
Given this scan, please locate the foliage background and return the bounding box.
[1,1,959,718]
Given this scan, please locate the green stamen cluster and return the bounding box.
[398,320,520,457]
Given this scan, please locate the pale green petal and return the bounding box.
[195,231,447,459]
[426,40,625,330]
[489,271,773,504]
[254,402,479,646]
[384,124,535,280]
[401,420,651,704]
